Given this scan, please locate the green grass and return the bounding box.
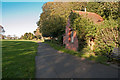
[2,40,38,78]
[44,41,109,65]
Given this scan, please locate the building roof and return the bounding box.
[72,10,104,24]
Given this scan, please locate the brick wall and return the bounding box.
[63,19,78,51]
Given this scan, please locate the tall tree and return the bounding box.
[37,2,119,38]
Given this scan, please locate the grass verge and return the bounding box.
[2,40,38,78]
[44,41,109,65]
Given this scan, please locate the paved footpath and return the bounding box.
[35,42,119,78]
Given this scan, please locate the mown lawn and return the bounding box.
[2,40,38,78]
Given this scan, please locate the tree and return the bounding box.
[0,25,5,39]
[0,25,5,34]
[38,2,119,38]
[21,32,34,40]
[34,27,43,40]
[86,2,119,20]
[37,2,119,46]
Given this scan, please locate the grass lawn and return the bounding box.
[2,40,38,78]
[44,41,109,65]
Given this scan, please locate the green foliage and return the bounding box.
[33,31,36,34]
[95,23,118,56]
[41,15,66,37]
[37,2,88,38]
[38,2,119,60]
[98,18,118,29]
[21,32,34,40]
[69,12,97,51]
[69,11,118,60]
[38,2,119,44]
[33,27,43,40]
[69,12,80,27]
[87,2,119,20]
[35,35,41,40]
[50,35,63,45]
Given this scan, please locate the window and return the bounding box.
[68,30,71,42]
[71,31,74,43]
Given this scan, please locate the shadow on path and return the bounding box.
[35,42,119,78]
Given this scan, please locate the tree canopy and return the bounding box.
[21,32,34,40]
[37,2,119,38]
[37,2,119,59]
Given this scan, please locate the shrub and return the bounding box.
[69,12,97,51]
[69,12,119,61]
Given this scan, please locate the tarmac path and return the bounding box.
[35,42,119,78]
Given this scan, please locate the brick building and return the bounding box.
[63,10,104,51]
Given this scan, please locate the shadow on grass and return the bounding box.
[2,40,38,78]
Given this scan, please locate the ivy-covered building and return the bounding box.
[63,10,104,51]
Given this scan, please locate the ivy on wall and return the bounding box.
[69,12,119,58]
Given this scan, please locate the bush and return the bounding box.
[69,12,97,51]
[94,23,118,57]
[69,12,119,61]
